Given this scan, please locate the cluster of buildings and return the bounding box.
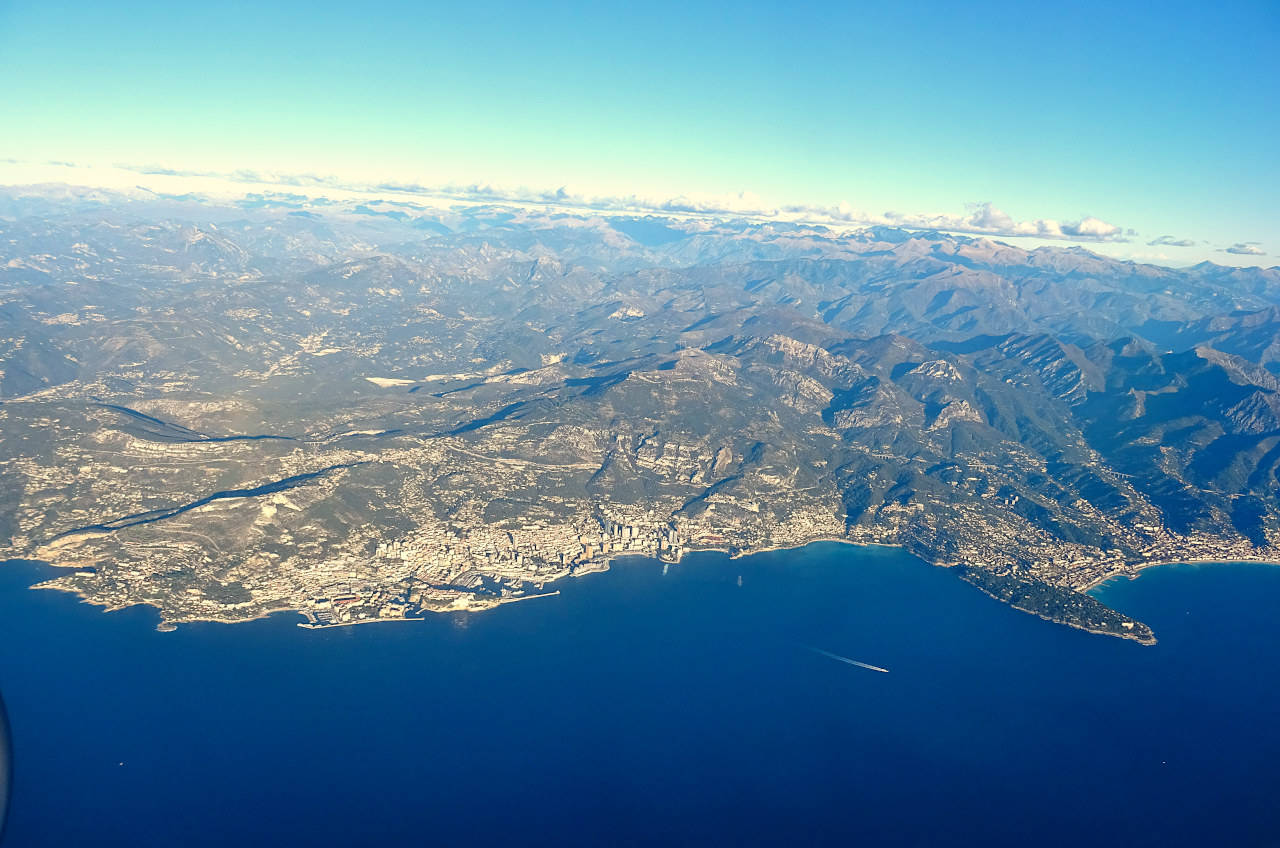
[296,504,692,626]
[287,493,859,628]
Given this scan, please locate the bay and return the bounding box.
[0,544,1277,846]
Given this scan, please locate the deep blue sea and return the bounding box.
[1,544,1278,847]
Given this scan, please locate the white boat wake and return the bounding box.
[795,643,889,673]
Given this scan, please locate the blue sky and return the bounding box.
[0,0,1276,265]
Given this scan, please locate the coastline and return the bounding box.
[21,573,302,630]
[960,576,1158,645]
[1082,556,1280,593]
[298,588,566,627]
[7,539,1279,639]
[721,536,903,561]
[298,615,425,629]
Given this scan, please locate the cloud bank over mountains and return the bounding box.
[873,201,1126,242]
[119,164,1131,244]
[6,159,1270,263]
[391,185,1133,244]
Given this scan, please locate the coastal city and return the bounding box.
[1,189,1277,647]
[20,400,1275,644]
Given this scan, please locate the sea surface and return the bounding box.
[0,544,1277,847]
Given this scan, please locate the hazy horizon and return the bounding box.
[1,0,1275,267]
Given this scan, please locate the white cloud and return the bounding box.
[1148,235,1196,247]
[11,159,1133,245]
[829,202,1128,243]
[1223,243,1267,256]
[153,167,1133,243]
[361,181,1131,243]
[1062,217,1124,239]
[641,190,780,217]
